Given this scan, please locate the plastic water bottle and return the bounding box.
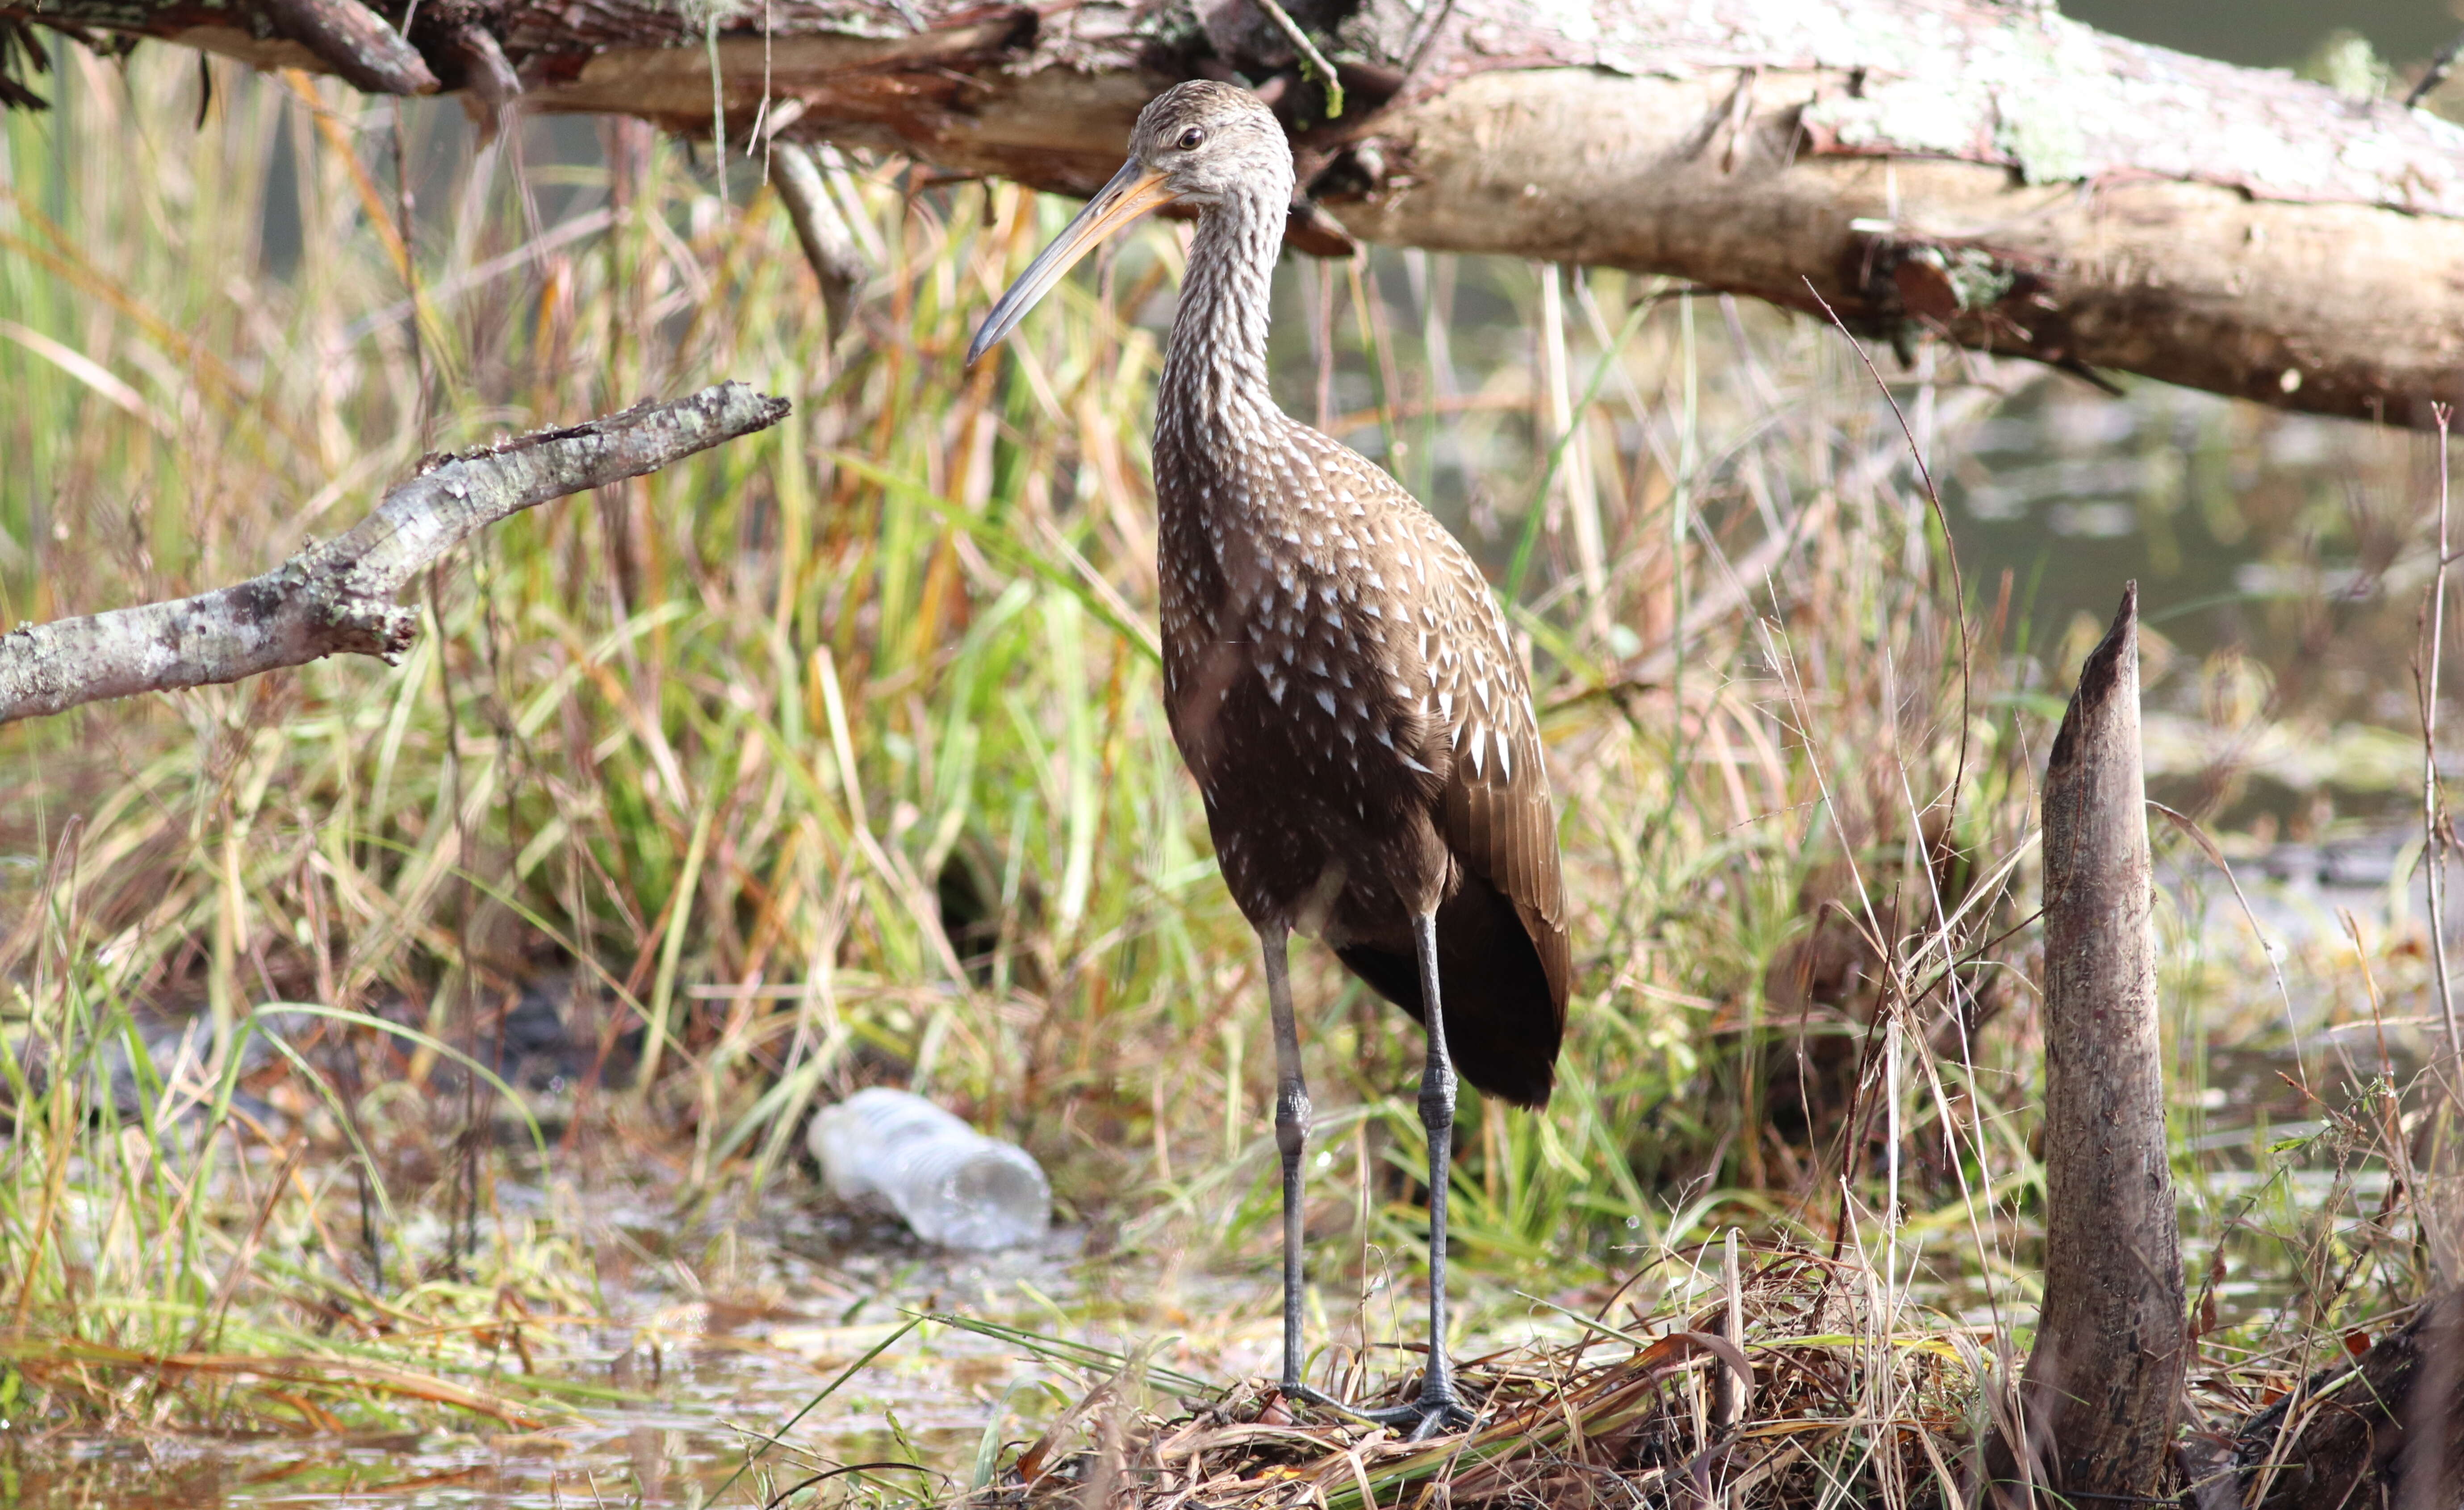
[808,1088,1050,1250]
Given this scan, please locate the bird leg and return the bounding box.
[1360,909,1476,1440]
[1257,915,1472,1438]
[1260,923,1315,1399]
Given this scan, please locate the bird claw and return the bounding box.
[1359,1391,1476,1442]
[1280,1381,1474,1440]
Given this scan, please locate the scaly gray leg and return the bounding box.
[1260,928,1412,1428]
[1362,909,1475,1439]
[1261,923,1313,1397]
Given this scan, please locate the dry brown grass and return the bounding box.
[931,1245,1979,1510]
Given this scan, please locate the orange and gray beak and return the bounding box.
[966,158,1177,366]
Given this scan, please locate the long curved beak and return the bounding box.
[966,158,1177,366]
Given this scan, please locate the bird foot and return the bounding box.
[1357,1389,1475,1442]
[1279,1381,1474,1441]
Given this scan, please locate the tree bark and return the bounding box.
[0,382,787,724]
[1984,584,2186,1503]
[253,0,434,95]
[9,0,2464,423]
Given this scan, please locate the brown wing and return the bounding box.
[1300,435,1573,1093]
[1422,531,1573,1020]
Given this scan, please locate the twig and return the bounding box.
[0,384,789,724]
[2425,402,2462,1076]
[1253,0,1344,119]
[1395,0,1458,98]
[437,22,521,105]
[2406,30,2464,109]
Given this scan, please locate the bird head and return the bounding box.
[966,81,1290,366]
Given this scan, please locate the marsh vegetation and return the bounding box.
[1,44,2459,1509]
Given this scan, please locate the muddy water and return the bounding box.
[0,1198,1630,1508]
[0,1205,1295,1507]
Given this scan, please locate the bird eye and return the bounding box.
[1178,126,1206,150]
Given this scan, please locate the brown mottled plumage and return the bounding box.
[1157,324,1570,1107]
[969,80,1569,1438]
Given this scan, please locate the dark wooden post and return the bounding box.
[2234,1286,2464,1508]
[1990,584,2187,1501]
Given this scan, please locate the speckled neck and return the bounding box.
[1157,181,1286,457]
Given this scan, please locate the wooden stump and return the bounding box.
[1987,583,2187,1501]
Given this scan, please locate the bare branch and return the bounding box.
[0,382,789,725]
[2424,403,2461,1076]
[770,142,866,338]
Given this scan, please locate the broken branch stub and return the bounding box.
[1990,583,2187,1501]
[0,382,788,725]
[257,0,436,95]
[770,142,866,338]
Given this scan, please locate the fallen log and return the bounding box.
[8,0,2464,423]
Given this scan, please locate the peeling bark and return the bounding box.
[0,383,787,725]
[9,0,2464,421]
[1329,68,2464,424]
[1983,585,2186,1503]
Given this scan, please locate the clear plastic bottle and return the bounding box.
[808,1087,1050,1250]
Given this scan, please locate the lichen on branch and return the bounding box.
[0,382,790,725]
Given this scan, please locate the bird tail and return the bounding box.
[1334,876,1564,1108]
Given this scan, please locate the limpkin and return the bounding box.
[968,81,1569,1438]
